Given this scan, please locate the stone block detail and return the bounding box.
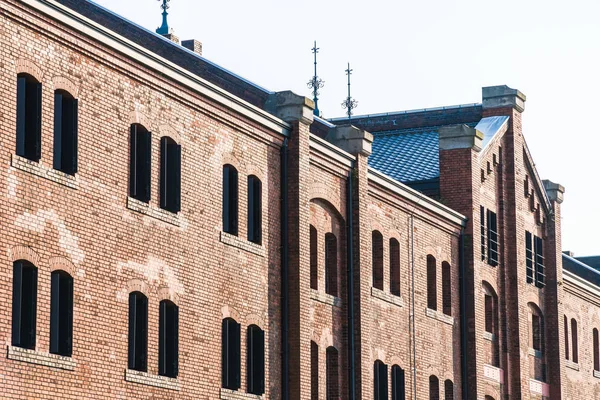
[309,289,342,308]
[7,346,76,371]
[126,197,181,227]
[220,388,263,400]
[220,231,265,257]
[371,287,404,307]
[11,154,79,189]
[124,369,180,391]
[425,308,454,326]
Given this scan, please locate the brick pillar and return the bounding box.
[269,91,315,400]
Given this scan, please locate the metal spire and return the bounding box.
[307,41,325,117]
[341,62,358,119]
[156,0,171,35]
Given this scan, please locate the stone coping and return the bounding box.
[127,196,181,227]
[310,288,342,307]
[371,287,404,307]
[220,231,266,257]
[7,345,76,371]
[220,388,263,400]
[594,370,600,379]
[425,308,454,326]
[124,368,180,391]
[565,359,580,371]
[12,154,79,189]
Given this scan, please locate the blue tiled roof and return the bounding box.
[563,254,600,287]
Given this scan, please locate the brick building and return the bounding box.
[0,0,596,399]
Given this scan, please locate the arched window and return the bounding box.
[485,397,496,400]
[223,165,239,235]
[128,291,148,372]
[593,328,599,372]
[326,346,339,399]
[444,379,453,400]
[50,270,73,357]
[310,225,318,290]
[564,315,569,360]
[325,233,338,297]
[571,318,578,363]
[391,365,405,400]
[311,341,319,400]
[427,255,437,310]
[247,176,262,244]
[529,303,544,353]
[442,262,451,316]
[372,231,384,290]
[374,360,388,400]
[390,239,400,296]
[160,136,181,213]
[483,282,499,367]
[221,318,241,389]
[16,74,42,162]
[129,124,151,203]
[159,300,179,378]
[429,375,439,400]
[12,260,38,350]
[53,90,78,175]
[246,325,265,395]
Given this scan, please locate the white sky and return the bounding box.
[94,0,600,256]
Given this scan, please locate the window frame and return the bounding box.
[222,165,239,236]
[159,136,182,213]
[247,175,262,244]
[53,90,79,175]
[12,260,38,350]
[221,318,241,390]
[50,270,74,357]
[246,325,265,395]
[128,291,148,372]
[129,124,152,203]
[158,300,179,378]
[16,74,42,162]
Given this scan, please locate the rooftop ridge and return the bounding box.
[328,102,482,122]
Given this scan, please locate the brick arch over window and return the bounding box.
[128,110,152,132]
[8,245,41,266]
[244,314,266,330]
[52,76,79,98]
[309,182,342,216]
[221,153,243,173]
[157,124,181,144]
[48,256,76,277]
[15,59,43,82]
[221,305,241,322]
[125,279,149,298]
[157,286,180,305]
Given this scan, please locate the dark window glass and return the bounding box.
[374,360,388,400]
[326,347,339,400]
[526,232,534,284]
[571,319,578,363]
[223,165,239,235]
[390,239,400,296]
[310,225,318,290]
[325,233,338,297]
[246,325,265,395]
[480,206,486,261]
[429,375,439,400]
[247,176,262,244]
[564,316,569,360]
[534,236,545,288]
[391,365,405,400]
[444,380,454,400]
[221,318,241,390]
[16,74,42,162]
[50,270,73,357]
[594,328,599,371]
[532,314,542,352]
[129,124,152,202]
[427,255,437,310]
[159,300,179,378]
[372,231,384,290]
[442,262,451,316]
[128,292,148,371]
[311,341,319,400]
[53,91,78,175]
[487,210,498,266]
[160,137,181,213]
[12,260,38,349]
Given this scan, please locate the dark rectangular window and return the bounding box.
[310,226,318,290]
[429,375,439,400]
[480,206,486,261]
[129,125,151,203]
[247,325,265,395]
[442,262,451,316]
[325,233,338,297]
[392,365,406,400]
[372,231,384,290]
[526,232,534,284]
[50,271,73,357]
[390,239,401,296]
[128,292,148,371]
[53,91,78,175]
[16,75,42,162]
[223,165,239,235]
[160,137,181,213]
[222,318,241,390]
[12,261,38,350]
[427,255,437,310]
[374,360,388,400]
[326,347,339,400]
[311,341,319,400]
[484,294,493,334]
[534,236,545,288]
[487,210,498,266]
[594,328,599,371]
[159,300,179,378]
[247,176,262,244]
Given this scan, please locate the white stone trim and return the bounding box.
[11,154,79,189]
[127,197,181,227]
[220,231,266,257]
[565,359,580,371]
[425,308,454,326]
[7,345,76,371]
[220,388,263,400]
[371,287,404,307]
[310,289,342,307]
[124,369,180,391]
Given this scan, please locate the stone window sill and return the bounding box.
[483,364,503,384]
[310,289,342,307]
[127,197,181,227]
[529,378,549,396]
[483,331,495,341]
[594,370,600,379]
[371,287,404,307]
[528,348,543,359]
[7,345,76,371]
[124,368,180,391]
[220,231,265,257]
[11,154,79,189]
[425,308,454,326]
[565,360,580,371]
[220,388,263,400]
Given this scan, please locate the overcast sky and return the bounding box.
[94,0,600,256]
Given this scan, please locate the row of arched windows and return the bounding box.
[222,318,265,395]
[371,231,401,296]
[427,255,452,316]
[310,226,338,297]
[564,315,600,371]
[223,165,263,244]
[310,341,339,399]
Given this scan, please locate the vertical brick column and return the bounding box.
[269,91,315,400]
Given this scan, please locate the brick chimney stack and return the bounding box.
[182,39,203,56]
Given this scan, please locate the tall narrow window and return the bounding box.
[222,318,241,390]
[526,232,534,284]
[374,360,388,400]
[442,262,451,316]
[427,255,437,310]
[564,316,569,360]
[391,365,405,400]
[571,319,578,363]
[480,206,486,261]
[53,90,78,175]
[128,292,148,371]
[593,328,599,371]
[247,325,265,395]
[247,176,262,244]
[534,236,545,288]
[529,304,544,354]
[160,136,181,213]
[483,283,499,366]
[429,375,439,400]
[310,225,318,290]
[16,74,42,162]
[487,210,498,266]
[159,300,179,378]
[223,165,239,235]
[325,233,338,297]
[311,341,319,400]
[444,380,454,400]
[129,124,151,203]
[12,260,38,350]
[372,231,384,290]
[390,238,400,296]
[50,270,73,357]
[326,346,339,400]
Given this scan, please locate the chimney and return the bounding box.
[182,39,203,56]
[161,32,180,45]
[482,85,526,113]
[563,250,575,257]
